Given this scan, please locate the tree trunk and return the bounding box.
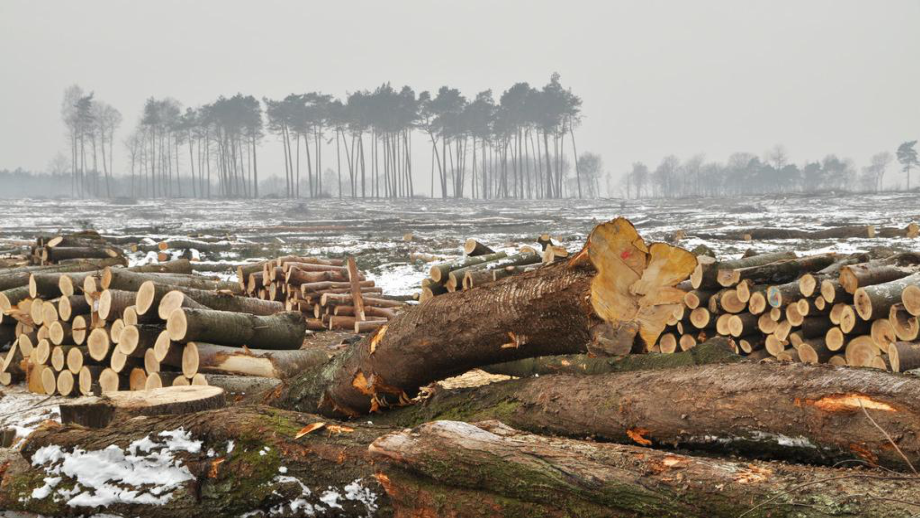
[194,342,329,378]
[277,218,697,417]
[692,251,796,290]
[371,419,919,518]
[717,253,838,288]
[102,268,242,294]
[166,308,306,350]
[854,272,920,320]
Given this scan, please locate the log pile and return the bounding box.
[656,247,920,371]
[0,243,331,396]
[236,255,404,334]
[419,235,566,301]
[28,230,125,266]
[6,219,920,517]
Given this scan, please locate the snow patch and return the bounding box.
[27,428,200,508]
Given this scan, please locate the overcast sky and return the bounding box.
[1,0,918,191]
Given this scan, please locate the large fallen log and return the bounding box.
[381,361,920,471]
[691,251,795,290]
[1,406,388,517]
[277,218,697,417]
[371,420,919,518]
[481,336,740,377]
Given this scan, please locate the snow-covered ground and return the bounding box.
[2,192,919,298]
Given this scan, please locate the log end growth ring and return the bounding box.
[586,218,697,352]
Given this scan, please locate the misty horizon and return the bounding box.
[1,0,918,196]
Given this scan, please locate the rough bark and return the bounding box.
[691,251,795,290]
[840,264,919,294]
[278,218,697,418]
[1,406,389,517]
[380,361,920,471]
[854,272,920,320]
[166,308,306,350]
[194,342,330,379]
[102,267,243,294]
[718,253,837,288]
[482,337,740,377]
[371,420,920,518]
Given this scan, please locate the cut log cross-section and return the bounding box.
[855,272,920,321]
[279,218,697,418]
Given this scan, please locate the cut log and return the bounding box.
[59,385,226,428]
[464,238,495,256]
[727,313,757,337]
[447,252,541,290]
[371,419,920,518]
[871,318,898,352]
[766,280,802,308]
[840,263,919,294]
[28,273,63,298]
[658,333,677,353]
[717,253,836,287]
[707,289,745,313]
[890,304,920,341]
[166,308,306,350]
[382,360,920,471]
[129,367,147,390]
[689,307,713,330]
[56,370,74,396]
[682,289,715,309]
[346,256,366,321]
[428,251,508,284]
[71,315,88,345]
[691,251,795,290]
[889,341,920,373]
[102,268,243,294]
[156,290,208,319]
[44,246,121,263]
[855,272,920,320]
[820,278,847,304]
[86,327,110,361]
[0,286,31,314]
[97,289,135,321]
[77,365,103,396]
[117,324,161,356]
[193,342,329,379]
[483,338,740,378]
[845,335,878,367]
[747,291,768,314]
[57,295,89,322]
[138,281,284,317]
[278,218,698,417]
[904,284,920,316]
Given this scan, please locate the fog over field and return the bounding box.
[1,0,918,198]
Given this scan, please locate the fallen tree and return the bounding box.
[276,218,698,417]
[371,420,920,518]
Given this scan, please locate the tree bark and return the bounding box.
[692,251,795,290]
[718,253,838,288]
[854,272,920,320]
[194,342,329,379]
[371,420,919,518]
[102,268,242,294]
[379,360,920,471]
[277,218,697,418]
[166,308,306,350]
[482,337,739,377]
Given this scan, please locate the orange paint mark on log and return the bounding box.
[805,394,896,413]
[627,427,653,446]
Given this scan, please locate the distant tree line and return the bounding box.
[619,142,920,199]
[56,74,607,200]
[61,86,123,198]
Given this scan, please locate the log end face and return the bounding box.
[166,308,188,342]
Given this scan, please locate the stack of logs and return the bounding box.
[236,255,402,334]
[0,247,358,397]
[419,235,568,301]
[29,230,125,266]
[657,249,920,372]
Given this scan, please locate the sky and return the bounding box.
[1,0,918,192]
